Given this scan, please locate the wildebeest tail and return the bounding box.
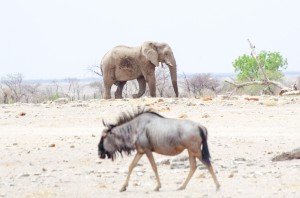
[199,127,211,166]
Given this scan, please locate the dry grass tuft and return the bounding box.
[263,100,279,106]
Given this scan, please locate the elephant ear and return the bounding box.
[142,42,159,66]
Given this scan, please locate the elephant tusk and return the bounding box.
[166,62,174,67]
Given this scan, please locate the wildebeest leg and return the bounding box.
[115,81,126,99]
[145,150,161,191]
[196,156,221,190]
[132,76,146,98]
[177,151,197,190]
[120,153,143,192]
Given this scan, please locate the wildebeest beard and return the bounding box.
[98,136,135,161]
[98,137,112,159]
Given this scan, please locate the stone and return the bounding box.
[54,98,69,104]
[272,148,300,161]
[49,143,55,147]
[156,158,171,165]
[19,173,30,178]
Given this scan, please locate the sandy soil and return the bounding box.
[1,96,300,198]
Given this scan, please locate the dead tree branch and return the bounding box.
[87,65,102,77]
[247,39,269,82]
[226,39,297,95]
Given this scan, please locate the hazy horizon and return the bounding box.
[1,1,300,80]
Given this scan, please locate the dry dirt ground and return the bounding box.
[1,96,300,198]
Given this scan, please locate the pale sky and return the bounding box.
[0,0,299,80]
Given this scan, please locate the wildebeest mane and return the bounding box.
[113,106,164,128]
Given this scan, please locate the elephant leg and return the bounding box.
[104,80,114,99]
[146,75,156,97]
[115,81,126,99]
[132,77,146,98]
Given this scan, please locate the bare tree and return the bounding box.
[87,65,102,77]
[295,77,300,90]
[181,72,191,97]
[1,73,25,103]
[65,78,87,100]
[23,83,41,103]
[52,80,61,96]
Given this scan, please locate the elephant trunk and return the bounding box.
[168,64,179,97]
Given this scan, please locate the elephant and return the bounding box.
[100,41,179,99]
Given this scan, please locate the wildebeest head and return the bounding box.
[98,121,116,160]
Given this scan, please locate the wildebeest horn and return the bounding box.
[102,119,106,126]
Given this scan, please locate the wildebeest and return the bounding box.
[98,107,220,192]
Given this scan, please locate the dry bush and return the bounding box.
[181,73,219,97]
[155,66,172,97]
[122,80,139,98]
[23,84,41,103]
[295,76,300,90]
[89,81,104,99]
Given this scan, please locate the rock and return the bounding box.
[156,158,171,165]
[19,173,30,178]
[220,164,228,169]
[178,113,188,119]
[187,102,196,106]
[157,98,164,102]
[70,145,75,148]
[12,143,18,146]
[172,155,189,162]
[233,158,247,164]
[92,134,96,137]
[202,97,212,101]
[48,143,56,147]
[170,162,184,169]
[184,161,190,168]
[202,113,210,118]
[197,173,206,178]
[34,172,42,176]
[234,157,246,161]
[95,159,102,164]
[272,148,300,161]
[155,107,170,112]
[263,100,279,106]
[54,98,69,104]
[19,112,26,116]
[219,95,230,100]
[244,97,259,101]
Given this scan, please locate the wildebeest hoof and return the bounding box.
[120,186,127,192]
[154,186,161,191]
[177,186,185,191]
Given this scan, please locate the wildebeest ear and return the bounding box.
[107,124,116,131]
[102,132,107,137]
